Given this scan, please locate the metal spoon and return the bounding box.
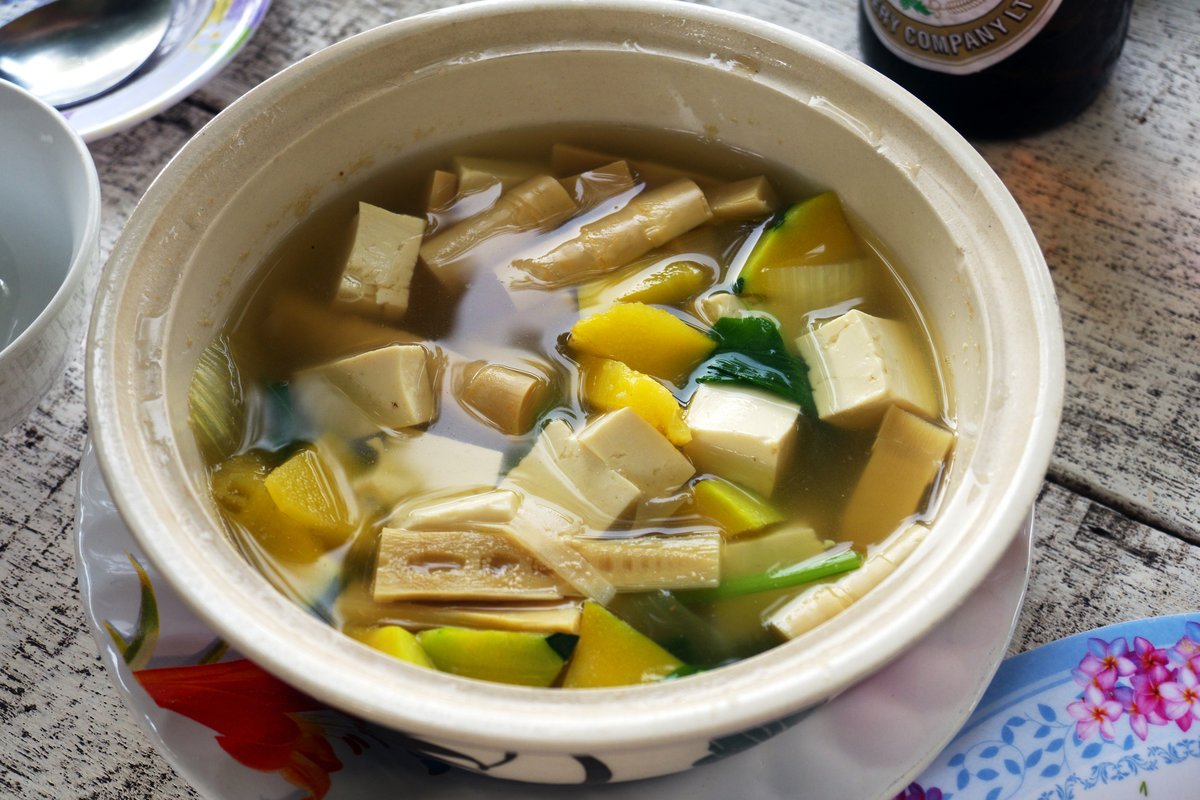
[0,0,174,108]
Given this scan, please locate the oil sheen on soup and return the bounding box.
[189,130,956,689]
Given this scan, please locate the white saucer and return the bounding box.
[0,0,271,142]
[75,442,1032,800]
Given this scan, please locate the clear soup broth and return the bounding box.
[192,126,955,688]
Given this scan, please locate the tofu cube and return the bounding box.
[576,407,695,497]
[795,309,938,429]
[292,344,435,439]
[501,419,641,530]
[353,431,503,512]
[683,384,800,497]
[336,202,426,322]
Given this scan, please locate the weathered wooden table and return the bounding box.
[1,1,1196,797]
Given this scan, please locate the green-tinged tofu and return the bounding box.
[721,523,826,580]
[291,343,436,439]
[796,309,938,429]
[683,384,801,497]
[335,202,426,323]
[417,627,566,687]
[768,524,928,639]
[841,406,955,543]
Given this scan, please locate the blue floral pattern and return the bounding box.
[913,616,1200,800]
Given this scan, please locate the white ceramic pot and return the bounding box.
[0,81,100,434]
[87,0,1064,784]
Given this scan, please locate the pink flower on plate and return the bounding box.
[1114,686,1168,741]
[1171,634,1200,666]
[1133,636,1170,674]
[1132,664,1173,717]
[1072,657,1119,693]
[1160,668,1200,733]
[1068,684,1124,741]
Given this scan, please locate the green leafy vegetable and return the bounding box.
[677,544,861,604]
[694,316,817,416]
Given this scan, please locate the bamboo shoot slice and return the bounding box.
[768,523,928,639]
[550,143,718,190]
[339,598,582,634]
[425,169,458,212]
[840,407,954,543]
[511,179,713,288]
[571,533,721,591]
[453,156,543,194]
[373,528,564,602]
[557,160,638,208]
[460,363,553,435]
[706,176,780,220]
[420,175,578,288]
[503,498,616,605]
[188,336,244,463]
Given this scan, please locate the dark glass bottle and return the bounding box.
[859,0,1134,139]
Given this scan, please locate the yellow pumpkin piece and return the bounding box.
[740,192,864,295]
[561,602,684,688]
[569,302,716,384]
[581,357,691,445]
[209,453,325,564]
[263,447,354,546]
[692,477,784,537]
[618,260,711,307]
[346,625,434,669]
[416,627,565,687]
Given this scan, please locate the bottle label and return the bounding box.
[863,0,1064,75]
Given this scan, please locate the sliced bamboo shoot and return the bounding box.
[460,363,552,435]
[374,528,564,602]
[188,336,244,462]
[353,432,503,513]
[420,175,578,288]
[721,523,826,579]
[550,143,718,189]
[349,600,583,635]
[768,523,928,639]
[511,180,713,287]
[425,169,458,212]
[503,497,616,605]
[706,176,780,220]
[571,533,721,591]
[840,406,954,543]
[335,202,425,323]
[453,156,544,194]
[557,160,637,208]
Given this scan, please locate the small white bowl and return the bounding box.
[0,80,100,434]
[87,0,1064,785]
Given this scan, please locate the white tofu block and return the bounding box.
[353,431,503,512]
[292,344,435,438]
[336,202,426,322]
[683,384,800,497]
[501,419,641,530]
[576,407,695,496]
[795,309,938,429]
[402,489,521,530]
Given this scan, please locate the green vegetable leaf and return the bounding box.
[694,316,817,416]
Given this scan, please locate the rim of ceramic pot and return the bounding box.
[0,81,100,362]
[88,0,1064,754]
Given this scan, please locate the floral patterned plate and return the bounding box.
[75,442,1033,800]
[905,614,1200,799]
[0,0,271,141]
